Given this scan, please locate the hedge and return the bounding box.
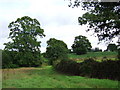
[54,58,120,80]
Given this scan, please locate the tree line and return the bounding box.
[2,1,120,81]
[2,15,119,68]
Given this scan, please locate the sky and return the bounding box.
[0,0,118,52]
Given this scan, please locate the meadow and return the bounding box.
[68,51,117,62]
[2,66,118,88]
[2,51,119,88]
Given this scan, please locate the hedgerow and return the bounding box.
[54,58,120,80]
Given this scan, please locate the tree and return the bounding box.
[117,37,120,59]
[72,35,92,55]
[107,44,117,52]
[46,38,68,65]
[68,0,120,59]
[4,16,45,67]
[95,47,102,52]
[90,47,102,52]
[68,1,120,41]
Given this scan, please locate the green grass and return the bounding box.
[68,52,117,61]
[2,66,118,88]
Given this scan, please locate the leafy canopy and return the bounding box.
[4,16,45,52]
[68,1,120,42]
[46,38,68,65]
[4,16,45,67]
[72,35,92,55]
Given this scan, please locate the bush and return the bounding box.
[54,58,120,80]
[2,50,19,68]
[2,50,42,68]
[79,58,97,77]
[117,49,120,59]
[92,60,120,80]
[55,59,80,75]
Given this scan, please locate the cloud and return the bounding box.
[0,0,117,52]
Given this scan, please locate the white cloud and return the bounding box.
[0,0,117,52]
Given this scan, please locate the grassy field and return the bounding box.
[2,66,118,88]
[68,51,117,62]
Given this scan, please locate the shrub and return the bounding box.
[79,58,98,77]
[2,50,19,68]
[94,60,120,80]
[55,59,80,75]
[55,58,120,80]
[80,58,120,80]
[2,50,42,68]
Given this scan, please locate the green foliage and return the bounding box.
[93,47,102,52]
[55,59,80,75]
[79,58,120,80]
[117,40,120,59]
[3,16,45,68]
[107,43,117,52]
[5,16,45,52]
[2,50,19,68]
[45,38,68,65]
[55,58,120,80]
[68,1,120,60]
[72,35,92,55]
[69,1,120,41]
[40,54,49,66]
[2,50,42,68]
[118,49,120,59]
[79,58,98,77]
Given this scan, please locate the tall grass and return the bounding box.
[2,66,118,88]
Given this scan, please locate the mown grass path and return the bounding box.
[2,66,119,88]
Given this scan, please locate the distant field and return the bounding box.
[68,52,118,62]
[2,66,118,88]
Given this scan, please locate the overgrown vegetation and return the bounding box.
[55,58,120,81]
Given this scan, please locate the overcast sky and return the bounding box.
[0,0,118,52]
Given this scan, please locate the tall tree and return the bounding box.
[72,35,92,55]
[46,38,68,65]
[4,16,45,67]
